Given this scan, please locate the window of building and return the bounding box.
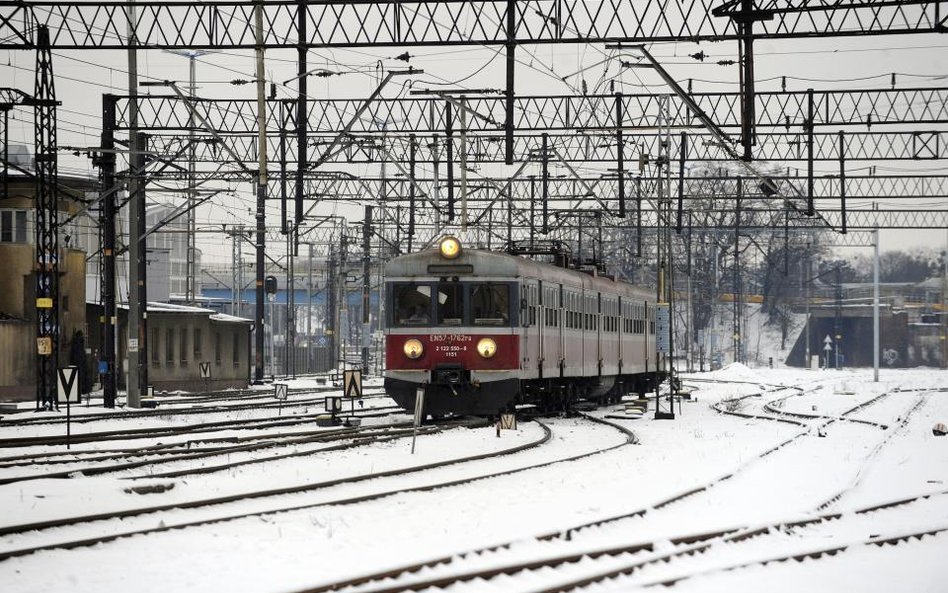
[179,329,188,364]
[193,328,202,360]
[214,331,221,365]
[232,331,240,365]
[166,328,174,363]
[151,327,160,364]
[0,210,27,244]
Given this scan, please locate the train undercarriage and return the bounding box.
[385,371,666,418]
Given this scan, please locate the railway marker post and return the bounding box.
[56,366,80,449]
[199,361,211,392]
[497,413,517,436]
[274,382,288,415]
[344,369,363,422]
[411,386,426,454]
[325,396,343,424]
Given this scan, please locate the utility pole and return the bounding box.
[805,240,812,368]
[459,97,468,232]
[873,229,880,382]
[431,135,441,236]
[98,94,117,407]
[253,2,267,383]
[326,243,337,370]
[185,52,198,303]
[943,230,948,368]
[307,242,314,373]
[231,226,240,315]
[834,264,842,369]
[164,49,209,303]
[362,206,373,374]
[337,237,348,369]
[287,229,296,377]
[33,26,59,410]
[733,178,742,365]
[126,0,144,408]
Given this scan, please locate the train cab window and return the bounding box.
[436,282,464,326]
[471,283,510,326]
[393,284,432,326]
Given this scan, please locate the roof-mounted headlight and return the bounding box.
[439,236,462,259]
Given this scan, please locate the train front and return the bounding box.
[383,237,521,417]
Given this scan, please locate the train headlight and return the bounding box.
[477,337,497,359]
[403,338,424,360]
[439,236,462,259]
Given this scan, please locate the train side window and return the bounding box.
[394,283,432,326]
[546,287,557,327]
[572,293,578,329]
[563,293,569,329]
[527,286,537,326]
[536,286,541,326]
[587,296,593,330]
[471,283,510,326]
[436,282,463,326]
[571,293,578,329]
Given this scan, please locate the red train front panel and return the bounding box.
[386,332,520,372]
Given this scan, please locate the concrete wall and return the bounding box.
[87,305,252,393]
[0,174,98,400]
[907,324,948,367]
[61,249,87,341]
[787,309,910,368]
[0,245,87,401]
[0,320,35,399]
[145,314,250,391]
[0,243,32,321]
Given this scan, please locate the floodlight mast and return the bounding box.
[163,49,213,304]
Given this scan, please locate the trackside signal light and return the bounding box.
[439,236,462,259]
[403,338,424,359]
[477,337,497,359]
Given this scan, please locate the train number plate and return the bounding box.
[429,334,473,343]
[430,334,472,358]
[433,344,469,357]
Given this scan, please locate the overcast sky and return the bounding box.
[1,19,945,262]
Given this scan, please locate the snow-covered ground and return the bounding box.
[0,365,946,592]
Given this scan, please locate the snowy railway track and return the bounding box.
[0,421,445,486]
[0,387,388,427]
[708,383,934,511]
[294,486,948,593]
[0,402,402,449]
[345,380,939,593]
[761,388,895,429]
[0,415,635,562]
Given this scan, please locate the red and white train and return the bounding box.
[383,236,663,416]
